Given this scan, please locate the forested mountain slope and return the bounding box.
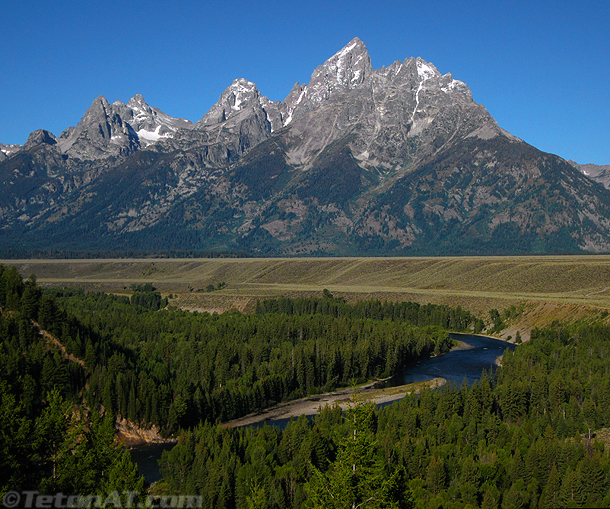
[0,266,144,499]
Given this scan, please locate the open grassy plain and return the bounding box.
[4,256,610,336]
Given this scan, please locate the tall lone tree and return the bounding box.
[306,394,410,508]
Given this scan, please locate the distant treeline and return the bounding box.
[256,292,479,332]
[0,248,254,259]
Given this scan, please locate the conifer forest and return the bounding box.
[1,263,610,508]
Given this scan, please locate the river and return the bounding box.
[130,333,515,483]
[382,332,515,387]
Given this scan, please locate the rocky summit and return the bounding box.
[1,37,609,257]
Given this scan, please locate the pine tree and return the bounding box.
[558,468,586,508]
[502,480,528,509]
[481,489,498,509]
[306,395,409,508]
[581,455,608,502]
[0,382,35,492]
[105,450,145,499]
[426,455,447,496]
[21,277,41,320]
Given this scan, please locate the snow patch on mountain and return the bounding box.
[441,80,461,92]
[137,126,169,142]
[195,78,265,128]
[336,40,359,59]
[416,58,438,80]
[125,94,193,146]
[0,144,22,157]
[411,59,438,127]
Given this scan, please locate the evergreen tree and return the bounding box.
[105,450,146,500]
[426,455,447,496]
[306,395,409,508]
[481,489,498,509]
[559,468,586,508]
[0,382,35,493]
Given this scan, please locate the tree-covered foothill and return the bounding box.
[0,265,144,500]
[156,320,610,508]
[46,288,455,432]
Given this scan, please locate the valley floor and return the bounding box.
[5,256,610,339]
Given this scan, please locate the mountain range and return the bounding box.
[1,37,609,257]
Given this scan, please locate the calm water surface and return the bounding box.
[128,442,176,484]
[383,333,515,387]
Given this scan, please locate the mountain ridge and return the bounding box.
[568,160,610,190]
[1,38,609,257]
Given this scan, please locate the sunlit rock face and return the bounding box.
[2,38,609,256]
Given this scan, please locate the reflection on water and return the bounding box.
[128,442,176,484]
[130,334,515,483]
[379,333,515,388]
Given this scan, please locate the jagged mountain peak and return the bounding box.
[55,95,139,159]
[415,57,439,80]
[23,129,57,151]
[277,39,494,169]
[229,78,258,94]
[92,94,109,104]
[124,94,193,145]
[90,95,114,111]
[5,37,610,257]
[51,93,193,158]
[125,94,154,124]
[281,38,373,126]
[195,78,264,128]
[311,36,372,91]
[127,93,147,108]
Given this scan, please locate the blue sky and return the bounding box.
[1,0,608,164]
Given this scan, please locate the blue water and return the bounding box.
[382,333,515,387]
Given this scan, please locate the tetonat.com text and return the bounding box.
[1,490,202,508]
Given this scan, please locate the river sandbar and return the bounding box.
[222,377,446,428]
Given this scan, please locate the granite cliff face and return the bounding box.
[54,94,194,160]
[2,38,609,256]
